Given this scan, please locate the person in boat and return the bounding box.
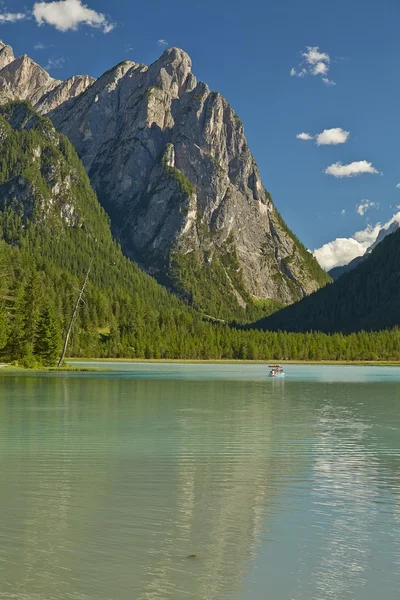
[269,364,284,376]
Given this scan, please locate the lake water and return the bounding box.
[0,363,399,600]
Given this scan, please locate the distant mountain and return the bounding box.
[252,226,400,333]
[0,40,330,321]
[329,219,400,280]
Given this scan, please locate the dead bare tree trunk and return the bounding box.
[58,260,93,367]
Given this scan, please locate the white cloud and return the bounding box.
[396,183,400,189]
[303,46,330,65]
[34,41,55,49]
[33,0,115,33]
[291,46,335,85]
[316,127,350,146]
[341,209,346,215]
[314,212,400,270]
[297,126,349,145]
[0,12,29,23]
[314,224,382,270]
[313,61,328,75]
[296,132,313,141]
[157,39,168,47]
[324,160,380,178]
[45,56,65,70]
[356,200,378,216]
[315,237,371,270]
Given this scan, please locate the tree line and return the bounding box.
[2,234,400,365]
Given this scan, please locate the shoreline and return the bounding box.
[68,358,400,366]
[1,360,400,375]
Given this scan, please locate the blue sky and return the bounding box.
[1,0,400,268]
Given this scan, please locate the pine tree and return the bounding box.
[34,305,61,366]
[22,271,43,347]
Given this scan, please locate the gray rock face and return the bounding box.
[36,74,96,115]
[0,41,15,69]
[0,41,329,310]
[0,55,61,105]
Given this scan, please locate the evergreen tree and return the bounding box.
[0,257,8,350]
[34,305,61,366]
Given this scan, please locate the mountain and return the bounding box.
[328,219,400,280]
[0,41,330,321]
[252,226,400,334]
[0,101,242,363]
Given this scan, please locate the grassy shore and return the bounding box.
[0,365,109,373]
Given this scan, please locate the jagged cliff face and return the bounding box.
[0,41,330,316]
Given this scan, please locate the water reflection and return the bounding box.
[0,374,399,600]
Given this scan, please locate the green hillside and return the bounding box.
[252,226,400,334]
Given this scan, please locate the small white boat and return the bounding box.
[268,365,285,378]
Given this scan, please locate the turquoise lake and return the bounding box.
[0,363,399,599]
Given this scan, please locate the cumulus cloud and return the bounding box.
[341,209,346,215]
[33,0,115,33]
[0,12,29,23]
[396,183,400,189]
[316,127,349,146]
[296,132,313,141]
[297,127,350,145]
[313,61,328,76]
[356,200,378,216]
[314,224,382,270]
[314,212,400,270]
[324,160,380,178]
[291,46,335,85]
[303,46,330,65]
[157,39,168,47]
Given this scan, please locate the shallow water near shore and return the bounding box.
[0,363,399,599]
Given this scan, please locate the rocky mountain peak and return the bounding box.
[148,47,196,97]
[0,53,61,105]
[0,41,14,70]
